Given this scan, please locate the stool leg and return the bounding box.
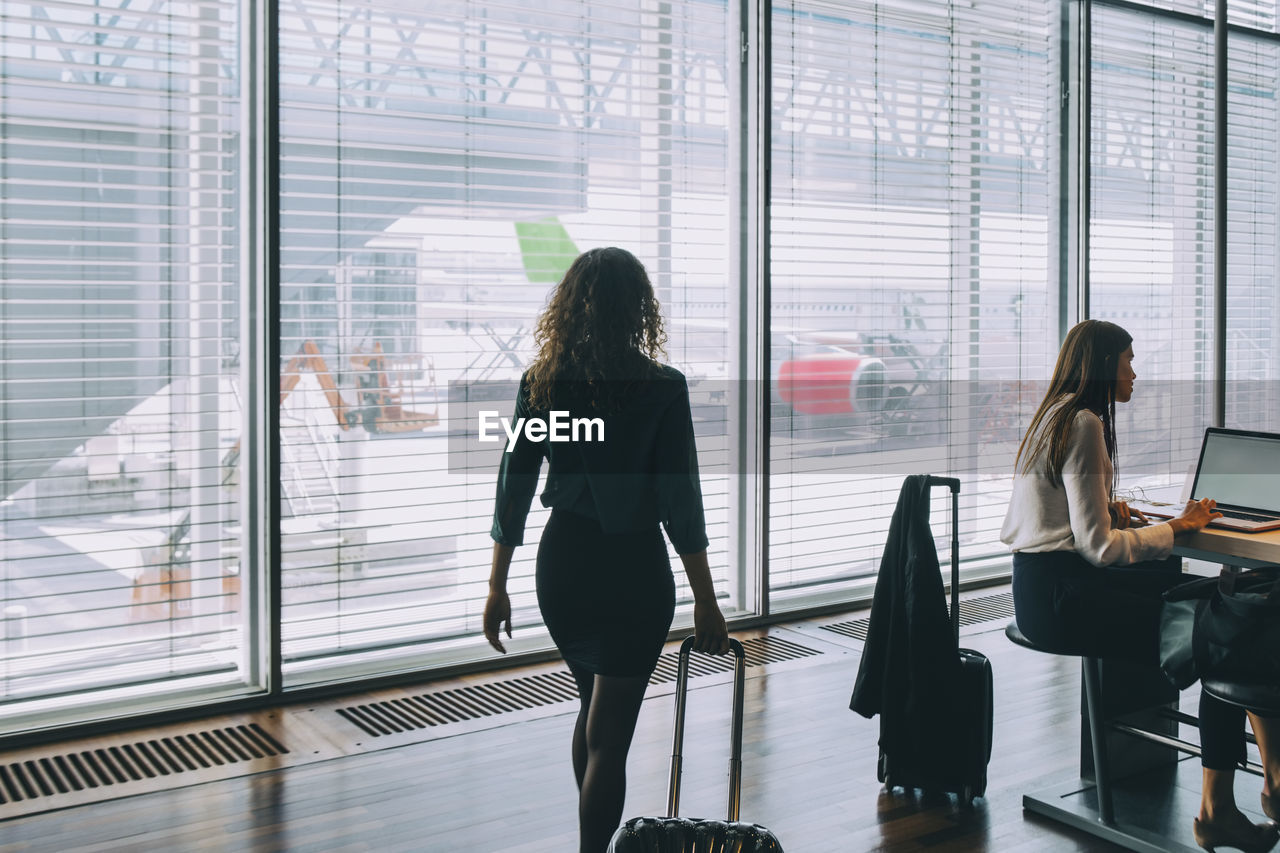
[1082,657,1115,825]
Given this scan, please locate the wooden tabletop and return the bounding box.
[1175,525,1280,568]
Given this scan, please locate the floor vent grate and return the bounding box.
[956,591,1016,628]
[337,636,822,738]
[821,591,1016,642]
[336,670,582,737]
[0,724,288,805]
[819,617,871,642]
[648,635,821,684]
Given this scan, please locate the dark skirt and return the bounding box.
[1012,549,1252,769]
[536,508,675,677]
[1011,549,1183,661]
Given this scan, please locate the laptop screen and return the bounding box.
[1191,429,1280,512]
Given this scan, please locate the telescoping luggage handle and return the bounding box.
[926,475,962,646]
[666,636,747,821]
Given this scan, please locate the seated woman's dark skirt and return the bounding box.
[1011,549,1182,663]
[536,508,676,677]
[1011,549,1259,770]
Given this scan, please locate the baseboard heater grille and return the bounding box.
[337,635,822,738]
[648,635,820,684]
[0,723,287,806]
[822,591,1016,642]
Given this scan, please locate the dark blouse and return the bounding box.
[489,364,709,555]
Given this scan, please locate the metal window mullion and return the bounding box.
[266,0,282,697]
[1213,0,1226,427]
[1064,0,1090,328]
[239,0,281,696]
[752,0,770,619]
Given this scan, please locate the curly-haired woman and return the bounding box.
[483,246,730,853]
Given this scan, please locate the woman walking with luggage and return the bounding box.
[1002,319,1280,852]
[483,246,730,853]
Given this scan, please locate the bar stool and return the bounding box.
[1007,619,1276,852]
[1202,677,1280,825]
[1005,620,1119,823]
[1200,679,1280,719]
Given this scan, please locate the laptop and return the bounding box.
[1132,427,1280,533]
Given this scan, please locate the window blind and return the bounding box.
[0,0,244,731]
[1086,1,1280,492]
[1089,5,1216,489]
[276,0,735,685]
[1110,0,1280,443]
[768,0,1057,608]
[1224,31,1280,433]
[1131,0,1278,34]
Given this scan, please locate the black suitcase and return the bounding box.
[607,636,784,853]
[876,476,994,806]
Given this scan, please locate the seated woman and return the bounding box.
[1001,319,1279,853]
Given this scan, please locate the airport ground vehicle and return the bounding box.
[280,340,438,435]
[773,326,946,447]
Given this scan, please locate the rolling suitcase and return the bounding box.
[607,636,784,853]
[876,476,994,806]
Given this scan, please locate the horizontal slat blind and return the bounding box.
[1090,5,1217,487]
[1224,31,1280,432]
[768,0,1056,607]
[1125,0,1278,33]
[276,0,734,684]
[1091,1,1280,488]
[0,0,245,729]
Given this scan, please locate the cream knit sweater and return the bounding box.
[1000,408,1174,567]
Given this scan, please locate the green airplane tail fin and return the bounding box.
[514,217,579,284]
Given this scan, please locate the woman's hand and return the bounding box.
[1169,497,1222,535]
[483,589,512,653]
[677,550,730,655]
[484,543,516,653]
[1109,500,1149,529]
[692,598,730,656]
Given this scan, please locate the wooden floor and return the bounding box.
[0,605,1202,852]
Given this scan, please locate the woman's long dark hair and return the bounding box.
[1015,319,1132,487]
[525,246,667,412]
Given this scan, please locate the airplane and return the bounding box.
[402,214,945,442]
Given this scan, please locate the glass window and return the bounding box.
[0,0,246,732]
[276,0,738,685]
[1225,32,1280,432]
[1090,1,1279,492]
[1090,5,1215,488]
[768,0,1058,609]
[8,0,1280,736]
[1123,0,1278,34]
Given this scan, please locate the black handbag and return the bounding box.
[1159,567,1280,690]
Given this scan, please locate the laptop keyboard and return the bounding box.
[1218,508,1279,522]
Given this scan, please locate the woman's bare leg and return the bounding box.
[567,662,595,791]
[1197,694,1252,828]
[577,673,650,853]
[1195,709,1280,848]
[1200,767,1241,821]
[1247,712,1280,798]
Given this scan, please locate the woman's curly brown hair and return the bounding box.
[525,246,667,412]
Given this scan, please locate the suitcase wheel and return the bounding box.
[957,775,987,807]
